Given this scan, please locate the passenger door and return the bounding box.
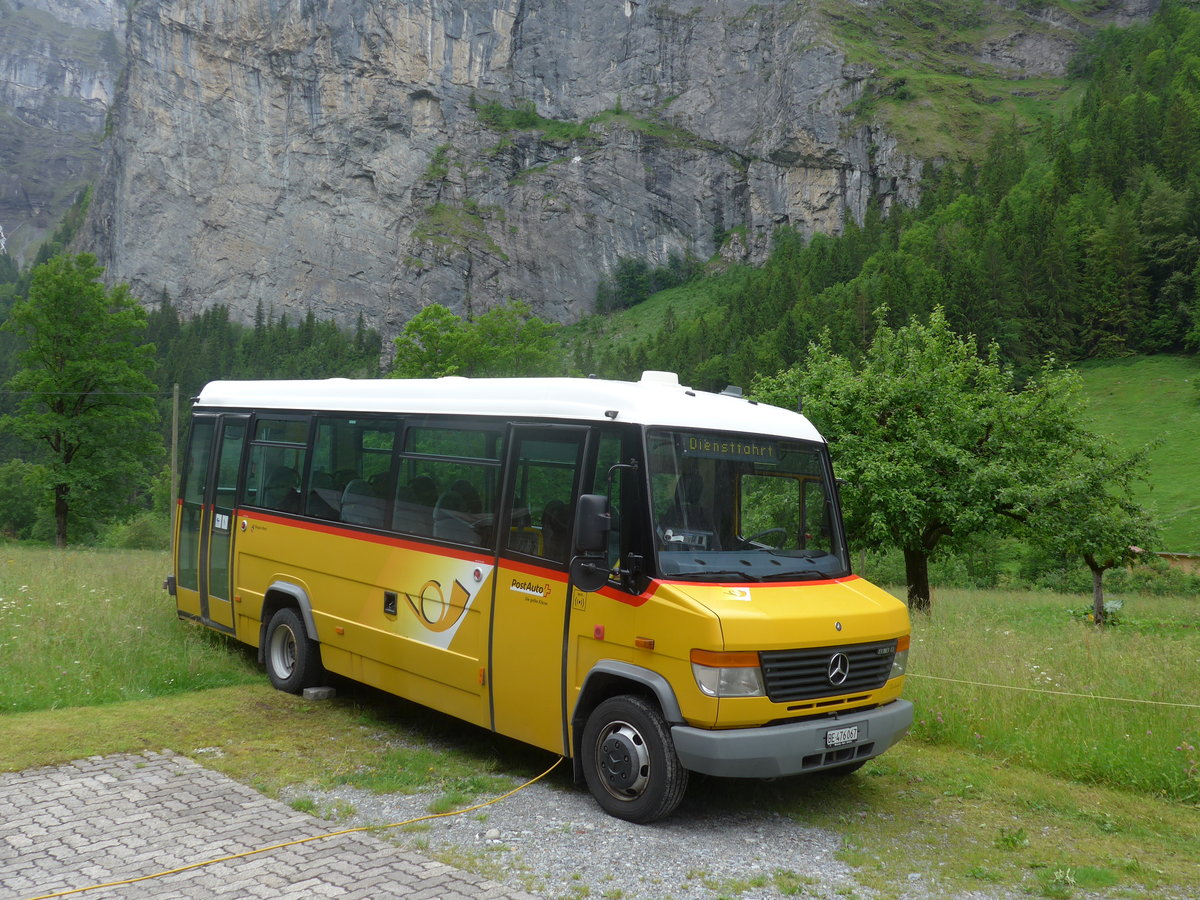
[489,425,587,753]
[175,417,216,624]
[204,416,248,630]
[174,414,247,633]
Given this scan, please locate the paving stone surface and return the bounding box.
[0,751,543,900]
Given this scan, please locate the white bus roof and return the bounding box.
[195,371,825,443]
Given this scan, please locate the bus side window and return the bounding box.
[305,417,398,528]
[506,437,581,565]
[256,451,303,513]
[393,472,438,535]
[403,424,501,548]
[306,419,341,520]
[244,418,308,514]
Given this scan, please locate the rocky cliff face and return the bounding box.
[78,0,1152,335]
[0,0,123,263]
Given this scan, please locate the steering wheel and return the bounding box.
[742,528,787,548]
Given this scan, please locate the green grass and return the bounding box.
[335,744,513,802]
[0,546,260,712]
[411,202,508,260]
[473,99,592,143]
[1076,354,1200,553]
[905,586,1200,803]
[565,265,754,366]
[588,110,728,155]
[691,743,1198,897]
[1,547,1197,896]
[812,0,1098,157]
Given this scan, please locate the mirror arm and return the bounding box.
[614,553,644,590]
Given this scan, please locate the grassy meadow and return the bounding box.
[0,546,260,713]
[2,545,1197,801]
[1,545,1197,897]
[1077,354,1200,554]
[905,587,1200,802]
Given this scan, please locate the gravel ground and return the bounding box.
[287,773,866,900]
[279,759,1034,900]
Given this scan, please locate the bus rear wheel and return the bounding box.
[581,694,688,823]
[264,607,323,694]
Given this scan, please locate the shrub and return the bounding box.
[96,510,170,550]
[0,459,48,539]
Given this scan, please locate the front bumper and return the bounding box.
[670,699,913,778]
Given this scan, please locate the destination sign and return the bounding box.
[679,433,779,465]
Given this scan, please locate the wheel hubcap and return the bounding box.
[595,720,650,799]
[269,624,297,678]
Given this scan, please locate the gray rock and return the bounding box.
[0,0,124,262]
[1,0,1157,337]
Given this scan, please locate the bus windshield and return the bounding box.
[647,429,849,581]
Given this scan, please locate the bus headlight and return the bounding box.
[690,649,765,698]
[890,634,910,679]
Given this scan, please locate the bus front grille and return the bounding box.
[760,640,897,703]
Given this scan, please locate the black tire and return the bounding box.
[581,694,689,823]
[264,607,324,694]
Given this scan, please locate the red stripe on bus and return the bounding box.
[229,511,856,599]
[236,510,493,564]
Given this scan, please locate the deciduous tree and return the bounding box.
[390,301,563,378]
[390,303,471,378]
[753,308,1152,613]
[1,254,160,546]
[1024,441,1157,625]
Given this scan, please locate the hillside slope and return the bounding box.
[1078,354,1200,553]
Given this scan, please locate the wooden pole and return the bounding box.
[170,383,179,539]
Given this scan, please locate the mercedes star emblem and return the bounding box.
[827,652,850,686]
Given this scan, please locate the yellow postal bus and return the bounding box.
[167,371,912,822]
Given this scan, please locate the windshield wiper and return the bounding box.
[766,549,830,560]
[760,569,829,581]
[668,569,764,582]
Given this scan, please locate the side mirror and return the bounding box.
[570,494,611,592]
[570,556,610,593]
[574,493,610,554]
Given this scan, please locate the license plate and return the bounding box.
[825,725,859,748]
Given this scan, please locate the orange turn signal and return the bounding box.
[689,649,759,668]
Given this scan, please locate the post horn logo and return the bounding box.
[405,579,471,632]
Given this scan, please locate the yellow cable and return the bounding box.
[25,756,564,900]
[908,673,1200,709]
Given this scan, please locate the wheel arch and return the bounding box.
[257,580,318,663]
[569,660,684,782]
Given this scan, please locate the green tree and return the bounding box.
[1,254,160,546]
[1028,442,1157,625]
[0,458,47,538]
[752,309,1115,612]
[468,301,563,376]
[390,303,471,378]
[390,301,562,378]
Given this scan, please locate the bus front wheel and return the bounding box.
[264,607,323,694]
[581,694,688,823]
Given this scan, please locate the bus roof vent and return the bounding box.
[640,371,680,386]
[720,384,743,398]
